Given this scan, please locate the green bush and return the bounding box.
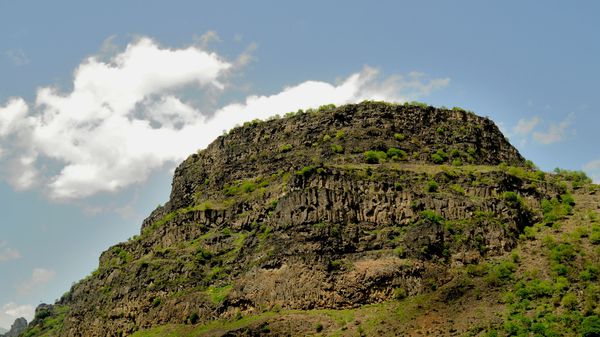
[279,144,293,152]
[420,210,444,224]
[240,181,256,193]
[425,180,438,193]
[394,133,405,141]
[152,297,162,308]
[393,287,407,300]
[561,292,578,309]
[486,261,517,287]
[590,231,600,245]
[581,315,600,337]
[188,312,200,324]
[550,243,576,264]
[387,147,407,160]
[503,191,523,206]
[330,144,344,153]
[296,166,315,177]
[514,279,554,300]
[431,149,449,164]
[364,150,387,164]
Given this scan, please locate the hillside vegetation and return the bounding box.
[22,102,600,337]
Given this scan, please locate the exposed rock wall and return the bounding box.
[24,102,554,337]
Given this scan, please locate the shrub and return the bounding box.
[387,147,407,160]
[187,312,200,324]
[331,144,344,153]
[590,231,600,245]
[421,210,444,224]
[581,315,600,337]
[431,149,448,164]
[364,150,387,164]
[394,133,405,141]
[561,292,578,309]
[466,263,489,277]
[195,247,213,264]
[240,181,256,193]
[503,191,524,208]
[580,265,599,281]
[322,134,332,142]
[521,226,537,240]
[315,323,324,332]
[335,130,345,139]
[486,261,517,287]
[393,287,407,300]
[515,279,554,300]
[296,166,315,177]
[451,158,462,166]
[152,297,162,308]
[550,243,576,264]
[279,144,293,152]
[425,180,438,193]
[318,103,336,112]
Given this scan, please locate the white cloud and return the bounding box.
[0,36,449,200]
[0,98,29,137]
[584,159,600,183]
[532,113,575,145]
[0,242,21,262]
[18,268,56,295]
[0,302,35,328]
[513,116,540,136]
[0,302,34,328]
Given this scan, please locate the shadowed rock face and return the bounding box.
[1,317,27,337]
[23,102,554,337]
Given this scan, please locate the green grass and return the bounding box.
[206,285,233,304]
[130,312,278,337]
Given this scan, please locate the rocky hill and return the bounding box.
[22,102,600,336]
[1,318,27,337]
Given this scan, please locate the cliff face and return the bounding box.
[24,102,567,336]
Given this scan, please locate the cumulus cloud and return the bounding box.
[512,116,540,136]
[0,242,21,262]
[0,36,449,200]
[532,113,575,145]
[0,302,34,327]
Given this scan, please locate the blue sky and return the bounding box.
[0,0,599,328]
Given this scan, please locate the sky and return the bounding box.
[0,0,599,328]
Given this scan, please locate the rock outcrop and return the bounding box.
[23,102,562,336]
[1,317,27,337]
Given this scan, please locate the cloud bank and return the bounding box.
[0,37,449,200]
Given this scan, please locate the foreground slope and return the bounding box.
[23,102,599,336]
